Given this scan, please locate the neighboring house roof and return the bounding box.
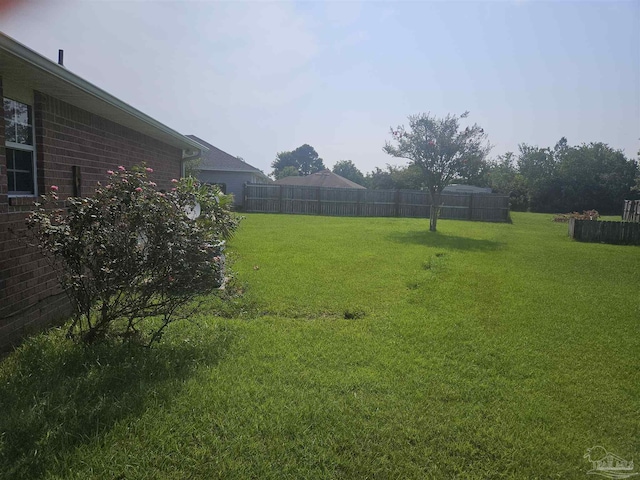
[443,184,492,194]
[187,135,269,180]
[273,169,366,189]
[0,32,203,154]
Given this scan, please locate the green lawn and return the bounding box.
[1,212,638,479]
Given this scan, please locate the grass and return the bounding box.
[1,212,638,479]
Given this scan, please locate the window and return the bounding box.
[4,98,36,195]
[205,182,226,194]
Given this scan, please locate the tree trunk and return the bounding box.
[429,189,441,232]
[429,212,438,232]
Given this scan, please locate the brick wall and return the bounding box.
[0,78,5,207]
[0,88,183,350]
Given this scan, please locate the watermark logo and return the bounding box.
[584,446,639,479]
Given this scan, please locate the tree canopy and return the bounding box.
[272,144,325,179]
[483,140,638,214]
[332,160,366,186]
[384,111,490,231]
[514,139,638,214]
[364,164,424,190]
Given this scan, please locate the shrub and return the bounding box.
[26,165,241,346]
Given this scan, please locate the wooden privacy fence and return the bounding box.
[244,184,510,222]
[569,218,640,245]
[623,200,640,223]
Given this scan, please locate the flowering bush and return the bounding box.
[26,165,241,346]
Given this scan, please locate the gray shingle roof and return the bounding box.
[273,170,366,189]
[442,184,492,194]
[187,135,267,176]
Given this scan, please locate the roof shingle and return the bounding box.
[187,135,266,176]
[273,170,366,189]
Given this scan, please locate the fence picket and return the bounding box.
[623,200,640,223]
[244,184,510,222]
[569,218,640,245]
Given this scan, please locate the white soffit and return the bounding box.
[0,33,205,153]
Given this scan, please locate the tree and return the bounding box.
[276,166,300,179]
[487,152,529,211]
[517,139,639,213]
[389,164,425,190]
[271,144,325,179]
[365,167,396,190]
[332,160,365,186]
[365,164,424,190]
[26,165,241,346]
[383,112,490,231]
[517,142,563,212]
[556,142,638,214]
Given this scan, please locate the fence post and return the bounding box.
[317,187,321,215]
[468,194,474,220]
[395,190,400,217]
[279,185,283,213]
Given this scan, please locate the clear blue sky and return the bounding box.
[1,0,638,175]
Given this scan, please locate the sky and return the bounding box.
[1,0,638,176]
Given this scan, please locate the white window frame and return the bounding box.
[4,97,37,197]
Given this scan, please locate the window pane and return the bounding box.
[15,124,32,145]
[5,147,15,170]
[14,102,31,126]
[4,99,33,145]
[14,149,33,172]
[4,118,16,143]
[14,171,34,193]
[3,98,13,121]
[6,148,35,194]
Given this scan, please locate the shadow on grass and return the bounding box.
[0,323,236,479]
[388,230,505,251]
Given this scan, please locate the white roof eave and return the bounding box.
[0,33,205,153]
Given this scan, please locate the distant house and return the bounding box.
[186,135,270,207]
[273,169,366,189]
[0,33,205,349]
[443,184,492,194]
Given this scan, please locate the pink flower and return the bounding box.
[50,185,59,191]
[171,178,179,184]
[145,167,153,173]
[148,181,157,187]
[171,188,177,192]
[107,170,115,175]
[122,179,128,184]
[157,192,166,197]
[118,166,126,171]
[135,187,143,192]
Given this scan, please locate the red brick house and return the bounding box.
[0,33,205,349]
